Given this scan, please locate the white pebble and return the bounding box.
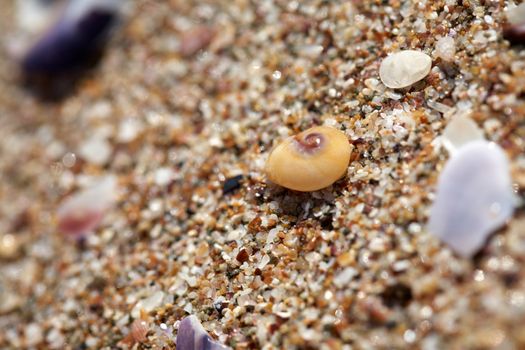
[428,141,515,257]
[79,137,112,165]
[379,50,432,89]
[117,119,142,143]
[297,44,324,58]
[435,36,456,62]
[258,254,271,269]
[154,167,174,186]
[46,328,65,349]
[442,112,484,153]
[25,323,43,346]
[14,0,66,36]
[333,267,357,288]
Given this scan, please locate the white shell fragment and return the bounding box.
[379,50,432,89]
[57,175,118,237]
[428,141,515,257]
[442,112,484,153]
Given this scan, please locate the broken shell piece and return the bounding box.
[379,50,432,89]
[428,141,515,257]
[57,175,118,237]
[176,315,230,350]
[441,112,484,153]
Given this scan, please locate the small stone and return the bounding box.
[336,251,355,267]
[25,323,43,346]
[296,44,324,58]
[428,141,515,257]
[154,168,174,186]
[236,248,249,263]
[62,152,76,167]
[435,36,456,62]
[79,137,112,165]
[258,255,270,269]
[379,50,432,89]
[131,291,165,318]
[0,292,22,313]
[333,267,357,288]
[381,283,413,307]
[222,175,243,194]
[117,119,142,143]
[46,328,65,349]
[0,233,21,259]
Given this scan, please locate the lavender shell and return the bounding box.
[176,316,230,350]
[428,140,515,257]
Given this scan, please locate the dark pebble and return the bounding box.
[222,175,244,194]
[236,249,250,263]
[381,283,413,308]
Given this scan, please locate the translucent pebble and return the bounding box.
[131,291,165,318]
[442,112,484,153]
[435,36,456,62]
[428,141,515,257]
[379,50,432,89]
[176,315,230,350]
[333,267,357,288]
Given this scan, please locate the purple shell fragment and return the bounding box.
[22,0,122,73]
[176,316,230,350]
[428,141,515,257]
